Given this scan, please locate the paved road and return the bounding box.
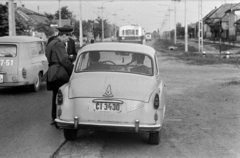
[52,40,240,158]
[2,40,239,158]
[0,84,64,158]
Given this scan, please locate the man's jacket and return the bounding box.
[47,36,77,62]
[45,38,74,82]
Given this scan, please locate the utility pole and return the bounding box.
[99,1,113,42]
[8,0,16,36]
[159,4,173,40]
[113,9,123,39]
[113,13,117,38]
[219,19,222,56]
[101,5,104,41]
[79,0,83,47]
[184,0,188,52]
[58,0,61,27]
[172,0,180,44]
[198,0,203,53]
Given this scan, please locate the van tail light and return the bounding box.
[154,94,160,109]
[22,68,27,78]
[57,89,63,105]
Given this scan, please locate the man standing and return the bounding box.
[45,28,74,125]
[47,27,77,62]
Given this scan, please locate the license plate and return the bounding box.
[0,74,3,83]
[95,102,121,112]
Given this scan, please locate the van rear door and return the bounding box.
[0,44,18,83]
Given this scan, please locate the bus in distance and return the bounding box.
[118,25,145,44]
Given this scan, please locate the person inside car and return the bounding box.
[130,54,151,75]
[85,52,107,71]
[126,53,138,66]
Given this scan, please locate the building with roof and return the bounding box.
[2,2,51,38]
[202,3,240,41]
[16,5,50,25]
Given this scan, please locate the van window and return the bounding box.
[29,43,38,56]
[37,42,44,54]
[0,45,17,57]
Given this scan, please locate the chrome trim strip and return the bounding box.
[55,119,161,128]
[92,99,123,104]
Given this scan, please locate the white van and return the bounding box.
[0,36,48,92]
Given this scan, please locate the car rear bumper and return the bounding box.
[0,82,29,87]
[55,118,161,133]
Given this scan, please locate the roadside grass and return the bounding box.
[153,38,238,66]
[224,80,240,86]
[192,40,240,52]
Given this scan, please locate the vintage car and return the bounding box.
[55,42,166,145]
[0,36,48,92]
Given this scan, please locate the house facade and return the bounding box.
[200,3,240,41]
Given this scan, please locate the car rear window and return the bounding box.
[75,51,153,76]
[0,44,17,57]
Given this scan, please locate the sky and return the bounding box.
[0,0,239,32]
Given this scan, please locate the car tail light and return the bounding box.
[154,94,159,109]
[22,68,27,78]
[57,89,63,105]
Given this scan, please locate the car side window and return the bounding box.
[155,55,159,76]
[76,52,89,71]
[37,42,44,54]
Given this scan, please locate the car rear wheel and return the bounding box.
[30,73,41,92]
[64,129,78,141]
[149,130,161,145]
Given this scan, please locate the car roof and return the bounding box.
[80,42,156,57]
[0,36,45,43]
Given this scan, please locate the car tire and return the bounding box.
[64,129,78,141]
[149,130,161,145]
[30,73,41,92]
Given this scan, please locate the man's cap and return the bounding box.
[56,27,73,33]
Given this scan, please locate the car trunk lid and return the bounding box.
[69,72,157,102]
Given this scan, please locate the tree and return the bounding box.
[0,4,30,36]
[176,22,184,38]
[55,6,73,19]
[72,16,112,41]
[92,17,112,39]
[0,4,8,36]
[93,17,102,39]
[34,22,54,37]
[44,12,55,21]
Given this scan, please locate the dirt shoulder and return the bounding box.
[149,40,240,158]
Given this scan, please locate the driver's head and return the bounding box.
[89,51,100,62]
[131,53,138,62]
[136,54,145,64]
[132,53,145,64]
